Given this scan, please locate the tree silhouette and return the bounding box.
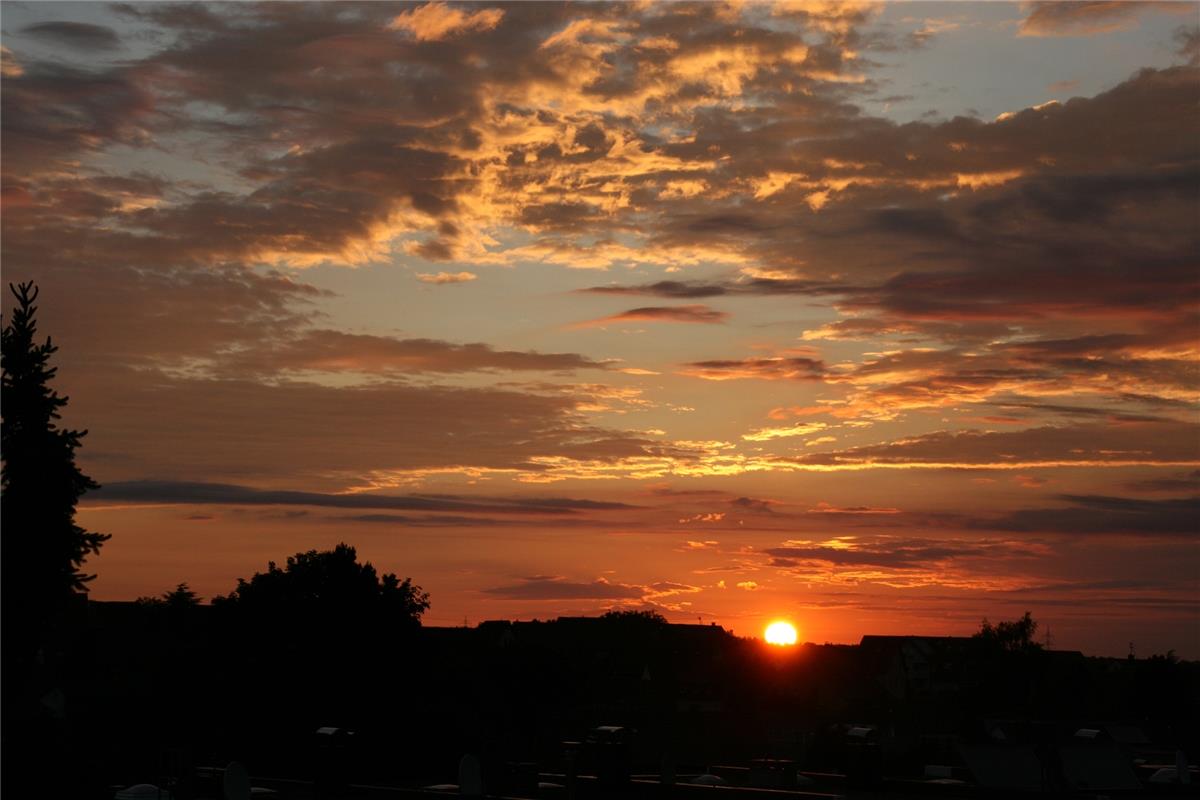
[602,608,667,625]
[214,542,429,626]
[2,282,109,651]
[974,611,1042,653]
[210,543,430,736]
[2,282,111,797]
[136,582,202,609]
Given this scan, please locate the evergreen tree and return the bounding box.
[2,282,109,649]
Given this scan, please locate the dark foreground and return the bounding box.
[113,763,1200,800]
[5,603,1198,798]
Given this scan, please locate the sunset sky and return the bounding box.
[3,1,1197,656]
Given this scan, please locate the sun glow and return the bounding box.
[764,620,798,646]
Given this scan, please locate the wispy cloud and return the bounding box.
[482,575,644,600]
[416,271,477,284]
[388,2,505,42]
[1019,2,1192,38]
[89,480,639,514]
[21,21,120,50]
[573,305,730,328]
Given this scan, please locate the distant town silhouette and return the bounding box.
[11,585,1200,798]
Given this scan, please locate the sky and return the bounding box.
[2,1,1197,657]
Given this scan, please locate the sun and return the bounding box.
[764,620,798,646]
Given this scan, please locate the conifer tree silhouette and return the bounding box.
[2,282,109,660]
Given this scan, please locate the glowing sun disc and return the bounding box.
[764,620,798,646]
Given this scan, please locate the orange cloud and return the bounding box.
[679,356,825,382]
[742,422,828,442]
[388,2,504,41]
[416,271,477,284]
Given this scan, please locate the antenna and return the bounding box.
[1044,625,1052,649]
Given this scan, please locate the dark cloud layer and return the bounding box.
[979,494,1200,536]
[763,537,1025,570]
[227,331,608,375]
[577,305,730,327]
[66,369,683,486]
[787,421,1200,468]
[90,479,637,514]
[21,21,121,51]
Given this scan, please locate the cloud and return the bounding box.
[4,0,1196,591]
[416,271,477,284]
[679,512,725,524]
[1123,471,1200,494]
[792,327,1200,421]
[730,497,776,514]
[65,369,684,488]
[224,331,609,376]
[574,305,730,328]
[337,513,619,529]
[8,2,1194,300]
[338,514,517,527]
[482,576,644,600]
[21,21,121,50]
[581,281,731,299]
[88,479,638,514]
[645,580,702,598]
[1019,2,1192,38]
[1047,78,1080,94]
[1014,474,1050,489]
[743,422,828,442]
[1178,24,1200,65]
[679,356,826,382]
[2,62,153,176]
[978,494,1200,536]
[684,540,720,549]
[807,502,901,515]
[786,421,1200,470]
[0,260,325,373]
[762,536,1032,571]
[0,46,21,78]
[388,2,505,42]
